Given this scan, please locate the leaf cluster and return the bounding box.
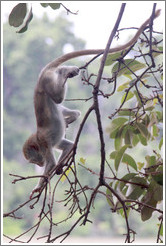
[98,24,164,231]
[8,3,75,33]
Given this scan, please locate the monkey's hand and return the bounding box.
[29,184,45,199]
[62,67,80,86]
[67,67,79,78]
[30,187,42,199]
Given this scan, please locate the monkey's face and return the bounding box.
[23,135,46,167]
[24,145,45,167]
[29,151,45,167]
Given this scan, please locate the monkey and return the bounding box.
[23,66,81,198]
[23,9,160,198]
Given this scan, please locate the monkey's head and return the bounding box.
[23,134,46,167]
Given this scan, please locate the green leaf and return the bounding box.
[138,134,147,146]
[158,46,163,52]
[124,129,133,146]
[141,198,157,221]
[153,183,163,201]
[40,3,61,9]
[111,117,128,127]
[152,166,163,186]
[118,205,130,218]
[60,166,73,182]
[132,134,139,147]
[137,162,144,170]
[145,106,155,111]
[110,151,117,159]
[133,90,142,106]
[152,47,163,58]
[106,183,115,209]
[104,52,123,66]
[124,74,133,80]
[152,125,159,137]
[141,180,162,221]
[49,3,61,10]
[127,177,147,200]
[141,199,157,221]
[142,114,150,126]
[118,109,135,117]
[156,111,163,121]
[114,145,128,171]
[109,118,128,138]
[136,122,149,139]
[158,224,163,237]
[145,155,156,167]
[120,186,128,196]
[122,153,137,171]
[121,91,134,104]
[9,3,27,27]
[112,59,146,77]
[117,81,130,92]
[124,59,146,74]
[79,157,86,165]
[40,3,49,7]
[114,127,123,150]
[119,173,137,191]
[159,138,163,150]
[17,8,33,34]
[121,125,135,139]
[160,225,163,237]
[109,128,119,139]
[16,25,28,34]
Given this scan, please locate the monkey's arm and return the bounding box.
[43,75,65,104]
[43,66,80,104]
[30,150,56,198]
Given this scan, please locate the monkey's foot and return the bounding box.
[55,166,63,175]
[30,186,43,199]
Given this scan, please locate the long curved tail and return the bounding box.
[44,9,161,70]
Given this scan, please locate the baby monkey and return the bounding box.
[23,66,81,198]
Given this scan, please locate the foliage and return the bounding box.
[3,3,163,244]
[8,3,77,33]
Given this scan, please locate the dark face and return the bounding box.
[28,145,45,167]
[30,154,45,167]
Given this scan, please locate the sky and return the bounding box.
[1,1,165,49]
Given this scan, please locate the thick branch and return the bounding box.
[93,3,126,183]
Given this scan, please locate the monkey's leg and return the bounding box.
[30,150,56,198]
[56,139,73,174]
[61,106,81,126]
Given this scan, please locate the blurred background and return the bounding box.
[2,1,164,244]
